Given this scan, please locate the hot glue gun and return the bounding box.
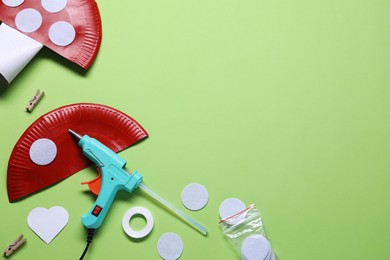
[68,129,207,259]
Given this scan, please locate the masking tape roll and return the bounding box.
[122,207,154,239]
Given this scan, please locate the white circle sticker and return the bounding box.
[219,198,247,225]
[241,234,272,260]
[2,0,25,7]
[48,21,76,47]
[181,183,209,211]
[15,8,42,33]
[41,0,68,13]
[157,232,183,260]
[29,138,57,165]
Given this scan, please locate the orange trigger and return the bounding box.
[81,167,102,195]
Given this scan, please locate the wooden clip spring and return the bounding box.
[3,234,26,257]
[26,89,44,112]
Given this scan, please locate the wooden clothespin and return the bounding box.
[26,89,44,112]
[3,234,26,257]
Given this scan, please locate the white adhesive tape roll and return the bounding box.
[122,207,154,239]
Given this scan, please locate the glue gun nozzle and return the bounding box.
[68,129,82,141]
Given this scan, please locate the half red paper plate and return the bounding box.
[7,103,148,202]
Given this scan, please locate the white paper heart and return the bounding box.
[27,206,69,244]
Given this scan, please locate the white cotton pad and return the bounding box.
[241,234,272,260]
[15,8,43,33]
[29,138,57,165]
[41,0,68,13]
[48,21,76,47]
[2,0,25,7]
[181,183,209,211]
[219,198,246,225]
[157,232,184,260]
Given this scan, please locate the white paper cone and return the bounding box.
[0,23,43,84]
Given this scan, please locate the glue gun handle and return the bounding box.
[81,178,119,230]
[81,166,143,230]
[77,134,143,230]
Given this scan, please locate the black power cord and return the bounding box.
[79,229,95,260]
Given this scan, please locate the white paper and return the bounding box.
[0,23,43,84]
[27,206,69,244]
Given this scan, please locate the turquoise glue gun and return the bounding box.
[68,129,207,259]
[70,130,143,229]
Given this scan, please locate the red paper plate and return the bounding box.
[0,0,102,69]
[7,103,148,202]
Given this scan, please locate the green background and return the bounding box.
[1,0,390,259]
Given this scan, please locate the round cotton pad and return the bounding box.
[181,183,209,211]
[219,198,246,224]
[241,234,272,260]
[29,138,57,165]
[157,232,183,260]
